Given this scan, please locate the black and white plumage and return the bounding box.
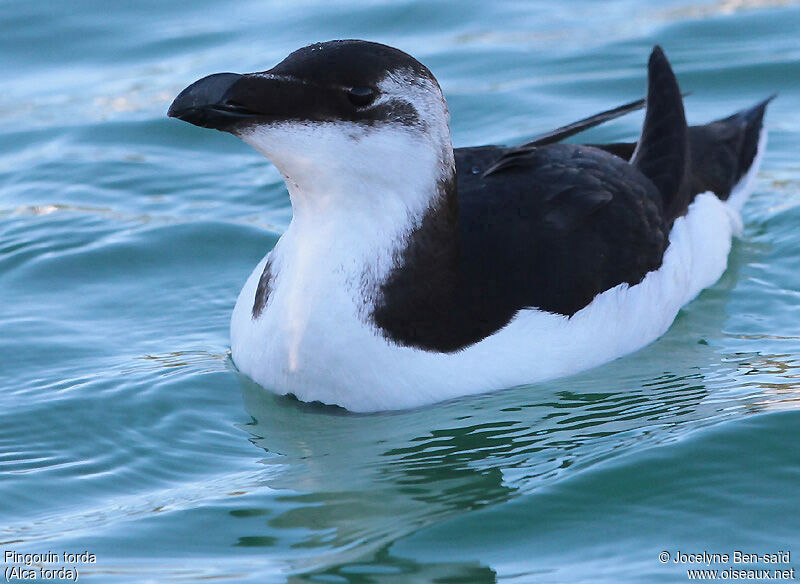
[169,41,772,411]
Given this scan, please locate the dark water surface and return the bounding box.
[2,1,800,582]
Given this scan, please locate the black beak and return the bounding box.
[170,69,359,132]
[168,72,261,131]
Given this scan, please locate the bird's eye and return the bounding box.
[347,86,376,107]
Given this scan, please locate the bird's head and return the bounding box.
[169,40,454,214]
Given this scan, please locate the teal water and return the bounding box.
[2,1,800,582]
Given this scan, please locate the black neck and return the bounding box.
[369,171,469,352]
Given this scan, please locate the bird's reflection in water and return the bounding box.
[233,347,720,578]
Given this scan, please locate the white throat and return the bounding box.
[240,119,452,266]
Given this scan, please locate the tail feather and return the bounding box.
[685,95,773,203]
[631,46,690,221]
[730,94,775,184]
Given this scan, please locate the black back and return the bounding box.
[457,143,668,318]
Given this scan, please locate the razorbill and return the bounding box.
[168,41,772,412]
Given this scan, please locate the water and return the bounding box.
[2,0,799,581]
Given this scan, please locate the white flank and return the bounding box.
[230,85,766,411]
